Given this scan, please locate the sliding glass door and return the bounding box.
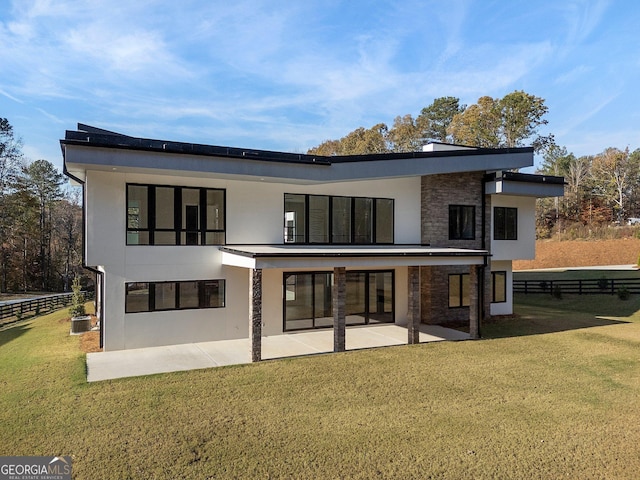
[284,270,394,331]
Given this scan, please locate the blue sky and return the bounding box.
[1,0,638,172]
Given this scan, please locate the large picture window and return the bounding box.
[284,270,394,331]
[449,205,475,240]
[125,280,225,313]
[494,207,518,240]
[284,194,394,245]
[448,273,470,308]
[126,184,225,245]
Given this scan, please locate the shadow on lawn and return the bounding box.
[0,323,32,348]
[482,314,630,339]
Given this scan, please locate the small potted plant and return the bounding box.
[69,277,91,334]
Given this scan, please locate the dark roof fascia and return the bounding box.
[219,246,490,259]
[61,126,534,167]
[61,131,332,166]
[485,171,566,185]
[329,146,533,163]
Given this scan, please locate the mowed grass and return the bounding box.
[2,299,640,479]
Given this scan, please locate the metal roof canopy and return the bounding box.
[61,124,536,185]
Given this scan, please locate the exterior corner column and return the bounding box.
[333,267,346,352]
[249,268,263,362]
[469,264,480,339]
[407,266,420,344]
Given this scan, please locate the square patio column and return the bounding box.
[407,266,420,344]
[469,265,480,339]
[249,268,262,362]
[333,267,346,352]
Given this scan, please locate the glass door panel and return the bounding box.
[346,272,366,325]
[284,273,313,330]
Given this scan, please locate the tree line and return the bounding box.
[0,118,82,293]
[537,144,640,237]
[308,91,554,155]
[308,90,640,238]
[2,91,638,292]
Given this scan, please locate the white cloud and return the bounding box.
[0,88,23,103]
[0,0,638,167]
[555,65,593,84]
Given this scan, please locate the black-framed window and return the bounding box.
[284,194,394,245]
[492,271,507,303]
[494,207,518,240]
[125,279,225,313]
[126,184,225,245]
[283,270,394,331]
[448,273,470,308]
[449,205,475,240]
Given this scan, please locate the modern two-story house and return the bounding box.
[61,125,564,359]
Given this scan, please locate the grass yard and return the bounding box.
[2,298,640,478]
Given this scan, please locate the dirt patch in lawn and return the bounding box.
[513,238,640,270]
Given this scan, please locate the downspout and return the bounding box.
[62,153,105,349]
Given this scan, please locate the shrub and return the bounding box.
[598,277,609,290]
[69,277,86,318]
[539,281,548,292]
[552,285,562,299]
[618,286,630,301]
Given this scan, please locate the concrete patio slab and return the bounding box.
[346,325,406,350]
[195,338,250,366]
[87,343,217,381]
[262,334,327,359]
[86,324,471,382]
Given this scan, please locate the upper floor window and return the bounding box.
[449,205,475,240]
[494,207,517,240]
[284,194,394,245]
[127,184,225,245]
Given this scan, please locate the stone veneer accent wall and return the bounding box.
[420,172,492,324]
[250,269,262,362]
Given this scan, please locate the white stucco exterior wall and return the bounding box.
[490,260,513,316]
[84,170,420,350]
[490,195,537,261]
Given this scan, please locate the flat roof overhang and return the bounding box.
[62,143,534,185]
[220,245,489,269]
[485,171,565,198]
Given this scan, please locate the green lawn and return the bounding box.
[2,297,640,479]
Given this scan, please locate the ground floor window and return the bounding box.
[448,273,470,308]
[492,271,507,303]
[284,270,394,331]
[125,279,225,313]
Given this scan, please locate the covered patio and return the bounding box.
[221,245,489,362]
[86,323,470,382]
